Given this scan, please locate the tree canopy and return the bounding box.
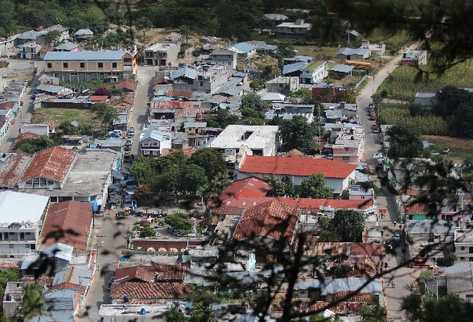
[386,125,423,159]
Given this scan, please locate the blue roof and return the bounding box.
[282,61,308,75]
[337,47,370,57]
[230,42,255,54]
[43,50,126,61]
[330,64,354,73]
[170,66,197,80]
[229,41,278,54]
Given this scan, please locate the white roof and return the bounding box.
[210,125,279,150]
[145,42,178,52]
[260,92,286,102]
[0,191,49,224]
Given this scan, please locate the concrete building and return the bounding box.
[209,125,279,163]
[275,19,312,36]
[19,123,51,136]
[210,49,237,69]
[237,155,357,195]
[144,42,179,67]
[454,228,473,262]
[401,50,428,66]
[300,61,328,84]
[336,48,371,60]
[264,103,314,123]
[43,50,137,82]
[139,128,172,157]
[74,28,94,40]
[0,191,49,256]
[18,41,42,59]
[2,282,24,319]
[414,92,437,107]
[265,76,299,95]
[99,304,175,322]
[169,64,233,94]
[361,41,386,56]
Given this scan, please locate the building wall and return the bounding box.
[45,59,124,73]
[210,54,237,69]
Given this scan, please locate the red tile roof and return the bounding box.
[150,100,200,110]
[41,201,93,251]
[49,282,87,294]
[239,155,356,179]
[165,89,192,98]
[213,197,373,216]
[115,79,137,92]
[111,282,189,303]
[22,146,76,183]
[233,199,298,241]
[90,95,108,102]
[220,177,271,200]
[114,264,186,284]
[0,153,32,188]
[0,102,15,110]
[405,202,427,215]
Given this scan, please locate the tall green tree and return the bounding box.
[298,174,332,198]
[190,148,227,181]
[387,125,423,159]
[280,116,316,153]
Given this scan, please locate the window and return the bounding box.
[112,62,117,68]
[63,62,68,68]
[461,246,466,251]
[80,62,85,68]
[30,244,35,250]
[469,247,473,253]
[25,244,30,249]
[9,244,13,249]
[98,62,103,68]
[47,63,52,68]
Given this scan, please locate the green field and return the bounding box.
[32,107,101,128]
[377,61,473,101]
[423,135,473,163]
[379,103,448,135]
[293,46,338,62]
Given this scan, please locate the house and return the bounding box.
[282,61,308,77]
[260,92,286,102]
[169,64,233,94]
[139,128,172,157]
[35,84,73,97]
[275,19,312,36]
[237,155,357,194]
[12,147,118,211]
[300,61,328,84]
[210,49,237,69]
[18,41,41,59]
[263,13,289,24]
[111,264,189,304]
[284,55,313,64]
[43,50,137,82]
[74,28,94,40]
[54,41,79,52]
[99,304,176,322]
[361,41,386,56]
[423,262,473,301]
[453,228,473,262]
[265,103,314,123]
[2,282,24,319]
[40,201,93,253]
[265,76,300,95]
[144,42,179,67]
[228,41,278,57]
[24,288,82,322]
[0,190,49,256]
[336,48,371,60]
[401,50,428,66]
[329,64,354,79]
[209,125,279,163]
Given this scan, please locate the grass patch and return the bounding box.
[379,103,448,135]
[293,46,338,61]
[366,28,412,54]
[32,107,102,130]
[423,135,473,163]
[377,61,473,101]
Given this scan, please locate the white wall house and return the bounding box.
[209,125,279,163]
[0,191,49,256]
[139,128,172,157]
[236,154,357,195]
[300,61,328,84]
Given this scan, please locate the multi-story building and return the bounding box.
[43,50,137,82]
[169,64,233,94]
[0,190,49,256]
[144,42,179,67]
[139,128,172,157]
[210,49,237,69]
[275,19,312,36]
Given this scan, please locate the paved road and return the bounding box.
[79,213,137,322]
[129,66,156,155]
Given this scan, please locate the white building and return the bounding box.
[0,191,49,256]
[300,61,328,84]
[144,42,179,67]
[209,125,279,163]
[210,49,237,69]
[265,103,314,123]
[266,76,300,95]
[139,128,172,157]
[276,19,312,36]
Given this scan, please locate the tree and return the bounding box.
[359,304,387,322]
[165,305,187,322]
[386,125,423,159]
[0,268,19,298]
[298,174,332,198]
[164,212,193,235]
[178,163,208,196]
[280,116,317,153]
[21,284,44,320]
[310,0,345,43]
[139,224,156,238]
[326,210,365,242]
[241,93,269,112]
[190,148,227,181]
[267,176,295,197]
[403,294,473,322]
[16,136,58,154]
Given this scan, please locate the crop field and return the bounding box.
[377,61,473,101]
[423,135,473,163]
[379,103,448,135]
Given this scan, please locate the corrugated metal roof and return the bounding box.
[44,50,125,61]
[282,61,308,75]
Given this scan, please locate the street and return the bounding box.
[355,49,419,322]
[129,66,156,156]
[79,213,137,322]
